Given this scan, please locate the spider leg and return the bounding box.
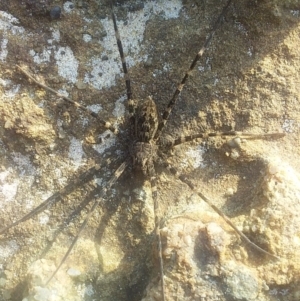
[162,131,285,148]
[110,2,136,119]
[16,65,117,134]
[0,164,102,235]
[45,159,129,285]
[154,0,234,141]
[160,158,280,260]
[147,159,165,301]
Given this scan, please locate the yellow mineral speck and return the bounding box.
[36,89,47,98]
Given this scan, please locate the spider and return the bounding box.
[0,2,292,298]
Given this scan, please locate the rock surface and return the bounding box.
[0,0,299,301]
[143,159,300,301]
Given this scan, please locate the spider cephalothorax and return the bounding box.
[131,97,159,174]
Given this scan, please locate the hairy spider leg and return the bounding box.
[0,164,102,235]
[163,131,285,148]
[45,159,129,285]
[154,0,234,141]
[16,65,117,134]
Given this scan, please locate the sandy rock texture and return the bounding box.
[143,159,300,301]
[0,0,299,301]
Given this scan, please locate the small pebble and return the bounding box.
[144,57,153,67]
[227,137,241,148]
[268,163,280,175]
[67,268,81,277]
[226,187,235,196]
[50,6,62,19]
[75,80,87,90]
[230,149,240,160]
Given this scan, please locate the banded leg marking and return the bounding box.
[0,165,101,235]
[45,159,129,285]
[154,0,234,141]
[110,2,135,117]
[162,162,280,260]
[163,131,285,148]
[16,65,117,134]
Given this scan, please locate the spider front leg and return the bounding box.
[154,0,234,141]
[16,65,117,134]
